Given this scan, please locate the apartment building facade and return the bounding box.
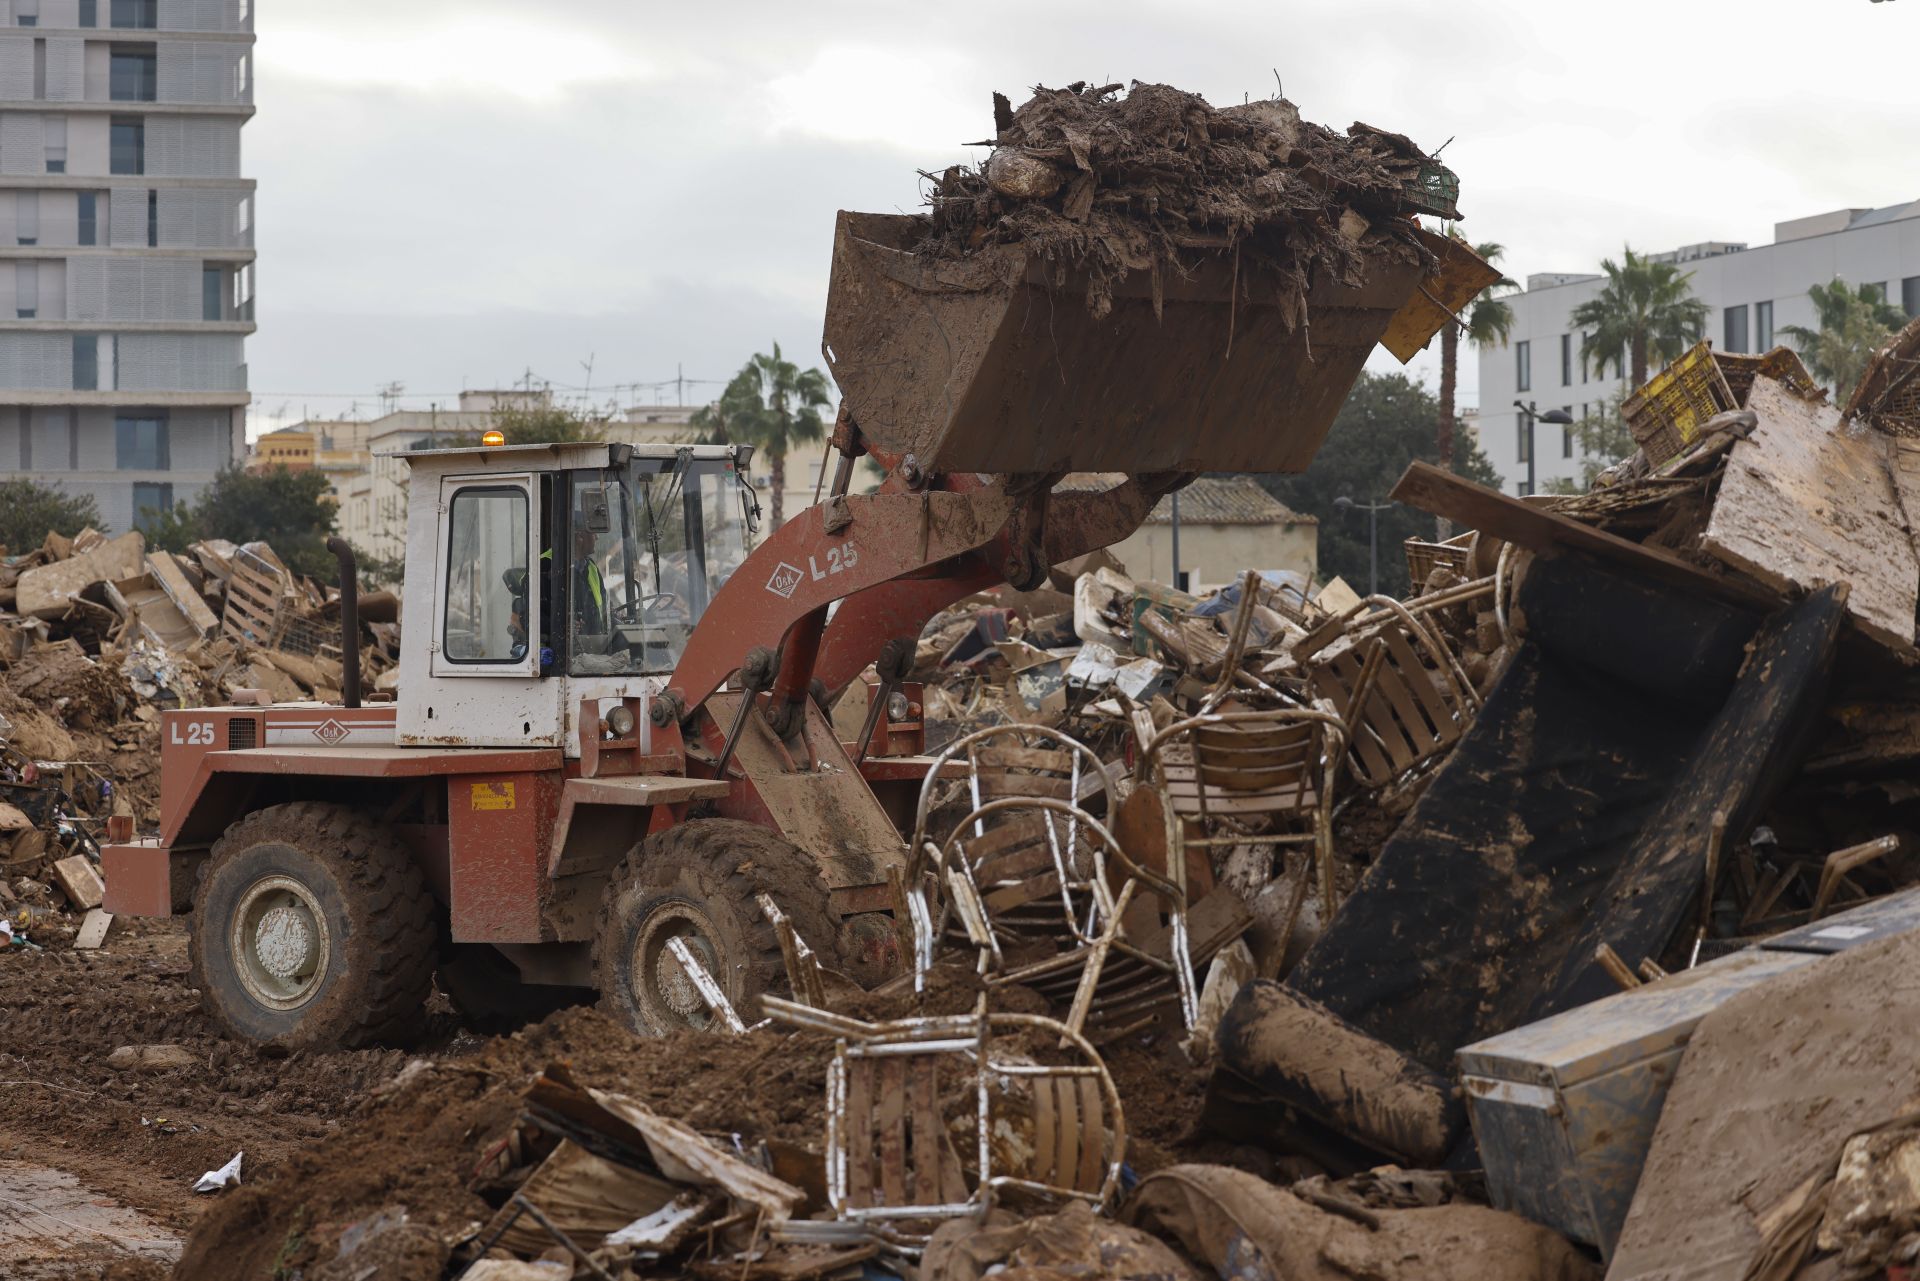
[1477,200,1920,494]
[0,0,254,533]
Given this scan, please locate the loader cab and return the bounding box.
[393,440,756,750]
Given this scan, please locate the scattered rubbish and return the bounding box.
[193,1151,243,1193]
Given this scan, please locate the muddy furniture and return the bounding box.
[935,796,1201,1041]
[1209,553,1846,1171]
[763,997,1127,1228]
[1135,708,1345,947]
[1296,593,1480,793]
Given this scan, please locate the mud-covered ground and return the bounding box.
[0,919,456,1278]
[0,919,1226,1280]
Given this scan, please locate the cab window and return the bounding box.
[443,485,529,663]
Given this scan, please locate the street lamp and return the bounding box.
[1333,494,1394,596]
[1513,400,1575,497]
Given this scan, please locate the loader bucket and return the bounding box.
[822,211,1437,477]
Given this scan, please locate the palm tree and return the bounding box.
[1779,278,1906,401]
[692,344,833,529]
[1570,247,1710,389]
[1437,231,1515,475]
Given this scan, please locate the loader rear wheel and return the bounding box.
[189,802,436,1050]
[594,819,840,1037]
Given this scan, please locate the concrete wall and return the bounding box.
[1107,521,1320,594]
[1478,212,1920,494]
[0,401,236,530]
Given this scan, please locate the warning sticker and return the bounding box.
[471,781,516,811]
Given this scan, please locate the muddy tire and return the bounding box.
[189,802,436,1050]
[594,818,839,1037]
[437,943,590,1034]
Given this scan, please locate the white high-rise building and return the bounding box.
[0,0,254,534]
[1478,200,1920,494]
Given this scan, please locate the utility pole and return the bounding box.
[1334,495,1394,596]
[1170,490,1183,592]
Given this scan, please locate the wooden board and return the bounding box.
[1390,461,1776,609]
[1702,377,1917,653]
[1379,229,1504,362]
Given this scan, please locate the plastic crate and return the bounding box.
[1404,162,1460,220]
[1622,341,1736,466]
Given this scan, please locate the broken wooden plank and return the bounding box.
[49,854,105,910]
[1702,377,1918,654]
[146,551,219,638]
[1389,461,1776,608]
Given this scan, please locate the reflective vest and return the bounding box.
[540,549,607,631]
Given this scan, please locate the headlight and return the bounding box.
[887,691,912,722]
[604,704,637,738]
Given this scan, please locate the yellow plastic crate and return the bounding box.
[1622,341,1737,466]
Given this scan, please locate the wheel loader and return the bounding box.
[102,209,1483,1048]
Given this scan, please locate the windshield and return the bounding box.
[567,457,753,676]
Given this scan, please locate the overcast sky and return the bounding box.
[247,0,1920,437]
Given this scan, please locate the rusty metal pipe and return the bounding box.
[324,536,360,709]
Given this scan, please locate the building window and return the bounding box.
[442,485,529,663]
[110,117,144,174]
[1517,480,1534,497]
[1756,300,1774,350]
[233,51,250,100]
[16,261,36,319]
[1724,304,1750,354]
[116,412,168,469]
[1516,340,1531,392]
[1903,278,1920,320]
[15,0,37,24]
[15,191,36,246]
[32,36,43,98]
[202,265,222,320]
[110,0,156,28]
[232,261,252,319]
[1515,411,1530,464]
[72,334,98,390]
[235,193,252,238]
[77,191,96,245]
[42,115,64,174]
[109,49,156,102]
[79,0,97,27]
[1560,333,1572,386]
[146,188,157,246]
[1562,409,1574,458]
[132,482,172,532]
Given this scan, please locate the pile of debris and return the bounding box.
[919,81,1454,318]
[0,527,395,949]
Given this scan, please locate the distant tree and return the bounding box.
[491,402,603,446]
[700,344,833,528]
[144,465,340,580]
[0,478,103,554]
[1780,278,1906,401]
[1436,230,1514,536]
[1571,246,1710,389]
[1256,371,1502,597]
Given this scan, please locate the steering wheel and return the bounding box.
[613,592,679,624]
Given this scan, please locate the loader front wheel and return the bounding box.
[189,802,436,1050]
[594,819,839,1037]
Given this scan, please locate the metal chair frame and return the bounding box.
[762,996,1127,1229]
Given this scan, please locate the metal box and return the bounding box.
[1458,947,1815,1258]
[1458,888,1920,1260]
